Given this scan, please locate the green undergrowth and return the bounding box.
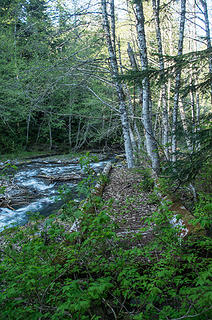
[0,158,211,320]
[0,151,83,162]
[0,150,51,161]
[0,149,108,163]
[195,159,212,195]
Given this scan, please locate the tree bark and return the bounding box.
[48,115,52,151]
[199,0,212,103]
[75,118,82,150]
[134,1,160,173]
[101,0,134,168]
[26,112,31,147]
[171,0,186,162]
[78,122,90,149]
[188,0,200,150]
[68,115,72,148]
[118,40,141,153]
[127,43,142,150]
[179,99,192,150]
[152,0,169,159]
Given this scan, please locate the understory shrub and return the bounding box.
[0,159,211,319]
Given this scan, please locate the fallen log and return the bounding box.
[153,177,205,237]
[70,161,112,232]
[14,159,80,166]
[34,174,82,182]
[0,197,14,210]
[91,161,112,197]
[23,153,61,160]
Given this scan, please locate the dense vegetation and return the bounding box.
[0,157,211,320]
[0,0,211,160]
[0,0,120,153]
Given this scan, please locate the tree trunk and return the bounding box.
[101,0,134,168]
[68,115,72,148]
[134,1,160,174]
[48,115,52,151]
[152,0,169,159]
[193,0,200,140]
[188,0,200,150]
[171,0,186,162]
[200,0,212,103]
[105,110,113,149]
[78,122,90,149]
[110,0,116,53]
[75,117,82,150]
[26,112,31,147]
[127,43,142,150]
[118,40,140,153]
[179,99,192,150]
[36,119,44,145]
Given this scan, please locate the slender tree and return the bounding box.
[134,0,160,173]
[101,0,134,168]
[152,0,169,159]
[171,0,187,162]
[199,0,212,103]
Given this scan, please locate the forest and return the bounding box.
[0,0,212,319]
[0,0,210,163]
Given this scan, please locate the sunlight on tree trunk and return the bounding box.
[152,0,169,160]
[134,1,160,174]
[199,0,212,103]
[101,0,134,168]
[171,0,186,162]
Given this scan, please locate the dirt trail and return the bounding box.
[102,166,157,244]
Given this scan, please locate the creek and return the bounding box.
[0,156,111,232]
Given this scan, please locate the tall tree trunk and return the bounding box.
[154,90,162,140]
[26,112,31,147]
[152,0,169,159]
[14,22,19,80]
[134,1,160,174]
[110,0,116,53]
[78,122,90,149]
[48,115,52,151]
[188,0,200,150]
[193,0,200,138]
[188,20,195,152]
[199,0,212,103]
[179,99,192,150]
[101,0,134,168]
[68,115,72,148]
[75,117,82,150]
[196,92,200,130]
[127,43,142,150]
[171,0,186,162]
[118,39,140,153]
[36,119,44,145]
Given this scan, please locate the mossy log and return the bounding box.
[70,162,112,232]
[91,161,112,197]
[155,181,205,237]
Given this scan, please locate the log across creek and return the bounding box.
[0,156,112,232]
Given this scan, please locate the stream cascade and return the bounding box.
[0,156,111,232]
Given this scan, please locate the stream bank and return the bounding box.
[0,163,211,320]
[0,153,113,232]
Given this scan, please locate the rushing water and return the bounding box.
[0,158,110,232]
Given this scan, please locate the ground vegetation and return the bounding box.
[0,156,211,319]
